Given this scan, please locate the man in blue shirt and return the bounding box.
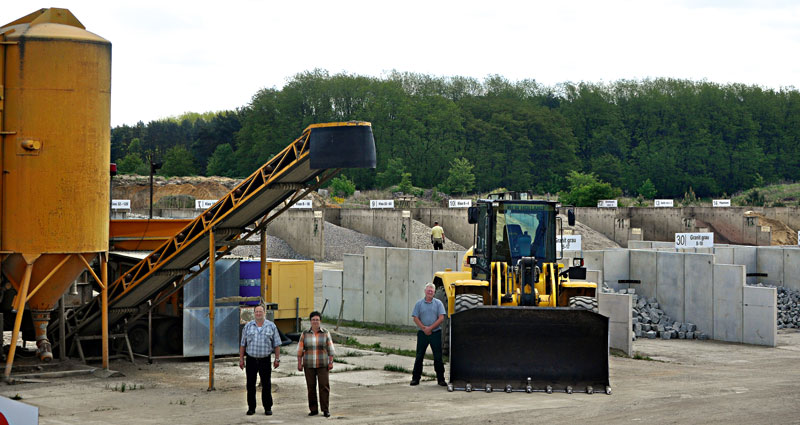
[239,304,282,415]
[411,283,447,386]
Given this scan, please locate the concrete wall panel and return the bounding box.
[408,250,434,326]
[364,247,386,323]
[656,252,685,322]
[630,250,657,300]
[743,286,776,347]
[714,247,734,265]
[733,246,758,285]
[603,250,630,290]
[628,241,653,249]
[757,247,784,286]
[684,254,714,336]
[784,249,800,291]
[321,270,343,320]
[584,251,604,278]
[342,254,364,321]
[433,250,460,275]
[713,264,744,343]
[598,293,632,356]
[385,248,410,326]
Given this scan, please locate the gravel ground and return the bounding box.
[410,220,466,251]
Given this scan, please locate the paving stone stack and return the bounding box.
[602,286,709,341]
[749,283,800,329]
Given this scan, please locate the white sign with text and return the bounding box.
[370,200,394,209]
[675,232,714,249]
[290,200,312,209]
[111,199,131,210]
[597,200,618,208]
[557,235,582,252]
[448,199,472,208]
[195,200,217,209]
[654,199,673,207]
[713,199,731,207]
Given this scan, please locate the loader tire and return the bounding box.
[454,293,484,312]
[569,296,598,312]
[434,286,449,356]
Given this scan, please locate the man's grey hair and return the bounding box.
[425,282,435,290]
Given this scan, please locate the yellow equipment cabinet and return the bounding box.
[266,260,314,333]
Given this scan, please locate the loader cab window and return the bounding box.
[493,204,555,264]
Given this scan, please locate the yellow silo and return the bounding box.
[0,8,110,370]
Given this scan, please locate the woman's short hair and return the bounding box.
[309,311,321,320]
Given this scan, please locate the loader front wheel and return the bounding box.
[434,286,450,356]
[445,294,484,357]
[569,296,598,312]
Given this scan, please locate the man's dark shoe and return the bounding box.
[309,411,318,416]
[438,380,447,386]
[410,379,420,386]
[246,409,255,416]
[323,412,331,417]
[265,410,272,416]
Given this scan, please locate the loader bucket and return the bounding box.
[449,306,609,393]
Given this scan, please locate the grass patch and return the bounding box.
[341,336,448,362]
[321,317,415,334]
[331,365,371,373]
[611,348,663,362]
[339,350,366,358]
[383,364,411,373]
[105,383,142,392]
[333,358,350,364]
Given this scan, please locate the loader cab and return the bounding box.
[470,200,557,281]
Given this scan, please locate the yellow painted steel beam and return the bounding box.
[77,254,104,290]
[101,252,108,369]
[25,254,71,303]
[4,260,33,379]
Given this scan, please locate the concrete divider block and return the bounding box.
[603,249,630,291]
[408,250,434,326]
[733,246,757,285]
[743,286,776,347]
[653,241,675,249]
[598,293,632,356]
[630,250,657,300]
[385,248,410,326]
[784,249,800,291]
[628,241,653,250]
[586,270,603,288]
[343,254,364,321]
[684,254,714,336]
[321,270,343,320]
[656,252,685,322]
[757,247,784,286]
[364,247,386,323]
[433,250,460,274]
[713,264,744,343]
[584,251,604,278]
[714,247,734,265]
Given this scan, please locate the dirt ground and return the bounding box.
[2,326,800,424]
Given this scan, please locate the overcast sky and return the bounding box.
[4,1,799,126]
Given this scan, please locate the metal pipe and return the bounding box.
[59,295,66,360]
[260,225,267,304]
[101,252,108,369]
[208,229,215,391]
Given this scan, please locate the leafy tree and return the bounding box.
[638,178,657,199]
[117,152,148,175]
[558,171,621,207]
[376,158,405,188]
[445,157,475,195]
[398,172,414,194]
[159,146,197,177]
[329,174,356,198]
[206,143,238,177]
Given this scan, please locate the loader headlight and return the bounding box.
[573,257,584,267]
[468,256,477,265]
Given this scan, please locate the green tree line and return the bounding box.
[111,70,800,197]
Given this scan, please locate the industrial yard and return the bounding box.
[1,315,799,424]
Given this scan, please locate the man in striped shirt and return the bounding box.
[239,304,282,416]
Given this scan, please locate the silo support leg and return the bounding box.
[4,257,36,379]
[101,252,108,370]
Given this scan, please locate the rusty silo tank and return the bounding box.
[0,8,110,372]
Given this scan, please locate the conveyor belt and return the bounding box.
[60,122,375,336]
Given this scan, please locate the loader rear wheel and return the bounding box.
[569,296,598,312]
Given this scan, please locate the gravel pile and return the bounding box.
[603,286,709,341]
[323,221,393,261]
[230,233,310,260]
[748,283,800,329]
[410,220,466,251]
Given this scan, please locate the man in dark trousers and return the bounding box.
[431,221,445,250]
[239,304,282,415]
[410,282,447,386]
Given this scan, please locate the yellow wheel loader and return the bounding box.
[433,199,610,394]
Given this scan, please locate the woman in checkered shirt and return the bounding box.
[297,310,335,417]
